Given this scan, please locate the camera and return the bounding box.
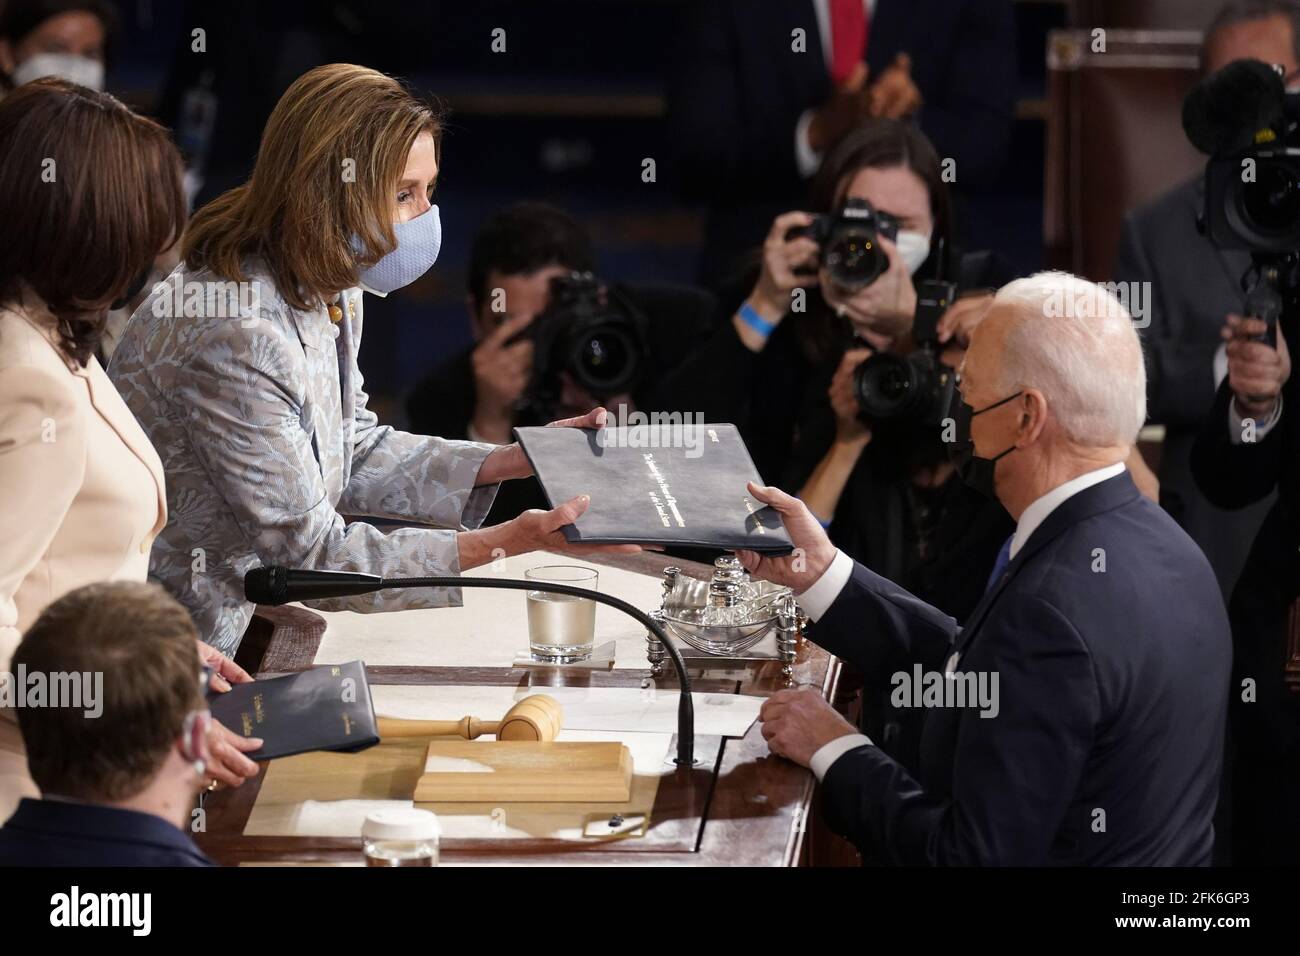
[789,197,899,290]
[1184,57,1300,345]
[852,278,958,427]
[523,271,650,414]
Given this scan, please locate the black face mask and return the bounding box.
[946,385,1023,499]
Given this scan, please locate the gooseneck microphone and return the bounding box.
[244,565,696,767]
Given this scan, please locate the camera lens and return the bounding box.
[855,353,920,420]
[571,326,636,394]
[1239,158,1300,238]
[826,229,886,289]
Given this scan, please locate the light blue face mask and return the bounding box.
[355,204,442,296]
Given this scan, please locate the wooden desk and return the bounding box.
[198,552,849,866]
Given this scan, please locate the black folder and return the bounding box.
[208,660,379,760]
[513,422,793,553]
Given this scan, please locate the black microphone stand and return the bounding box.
[248,570,697,767]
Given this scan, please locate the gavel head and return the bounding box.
[497,694,563,742]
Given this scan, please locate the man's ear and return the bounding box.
[1017,389,1050,445]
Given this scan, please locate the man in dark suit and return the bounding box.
[738,272,1231,865]
[0,582,216,866]
[406,202,718,525]
[1113,0,1300,601]
[667,0,1016,286]
[1192,304,1297,866]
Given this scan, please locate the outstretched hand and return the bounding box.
[734,482,837,594]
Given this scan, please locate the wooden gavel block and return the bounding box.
[376,694,563,742]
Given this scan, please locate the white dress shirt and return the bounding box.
[803,462,1129,781]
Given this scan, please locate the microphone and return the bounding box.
[244,565,696,766]
[1183,57,1286,156]
[244,567,383,605]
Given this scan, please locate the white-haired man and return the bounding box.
[740,272,1231,865]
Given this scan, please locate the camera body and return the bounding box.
[789,197,900,290]
[524,271,650,415]
[852,279,959,427]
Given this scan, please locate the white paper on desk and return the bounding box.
[371,684,762,738]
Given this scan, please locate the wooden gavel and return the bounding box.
[376,694,563,742]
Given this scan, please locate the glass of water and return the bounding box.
[525,565,598,663]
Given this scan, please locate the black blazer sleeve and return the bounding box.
[812,559,960,680]
[819,593,1100,865]
[1114,211,1221,427]
[1191,380,1288,510]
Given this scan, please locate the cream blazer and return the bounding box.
[0,294,166,821]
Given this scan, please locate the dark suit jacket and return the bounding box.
[667,0,1016,285]
[810,473,1231,865]
[1114,177,1274,600]
[1191,361,1300,865]
[0,798,214,867]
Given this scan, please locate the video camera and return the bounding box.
[1184,57,1300,346]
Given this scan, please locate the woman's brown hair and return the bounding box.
[183,63,441,312]
[0,78,186,367]
[798,119,955,364]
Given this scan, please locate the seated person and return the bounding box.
[406,201,718,525]
[0,581,216,867]
[743,273,1231,865]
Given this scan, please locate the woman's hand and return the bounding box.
[829,348,874,444]
[735,211,821,351]
[457,492,640,570]
[936,292,995,347]
[206,719,262,790]
[475,406,609,485]
[196,639,252,694]
[821,234,916,342]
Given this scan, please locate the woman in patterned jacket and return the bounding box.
[109,63,632,653]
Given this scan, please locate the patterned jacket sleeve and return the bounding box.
[339,341,498,529]
[155,314,475,612]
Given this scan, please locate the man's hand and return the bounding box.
[470,312,537,443]
[759,686,859,767]
[1223,314,1291,419]
[458,490,640,569]
[807,62,871,153]
[206,719,261,789]
[867,53,923,120]
[196,639,252,694]
[475,407,609,486]
[735,481,837,594]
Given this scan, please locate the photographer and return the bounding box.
[1114,1,1300,603]
[405,202,718,524]
[1183,37,1300,862]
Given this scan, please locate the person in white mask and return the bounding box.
[0,0,112,94]
[107,64,639,657]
